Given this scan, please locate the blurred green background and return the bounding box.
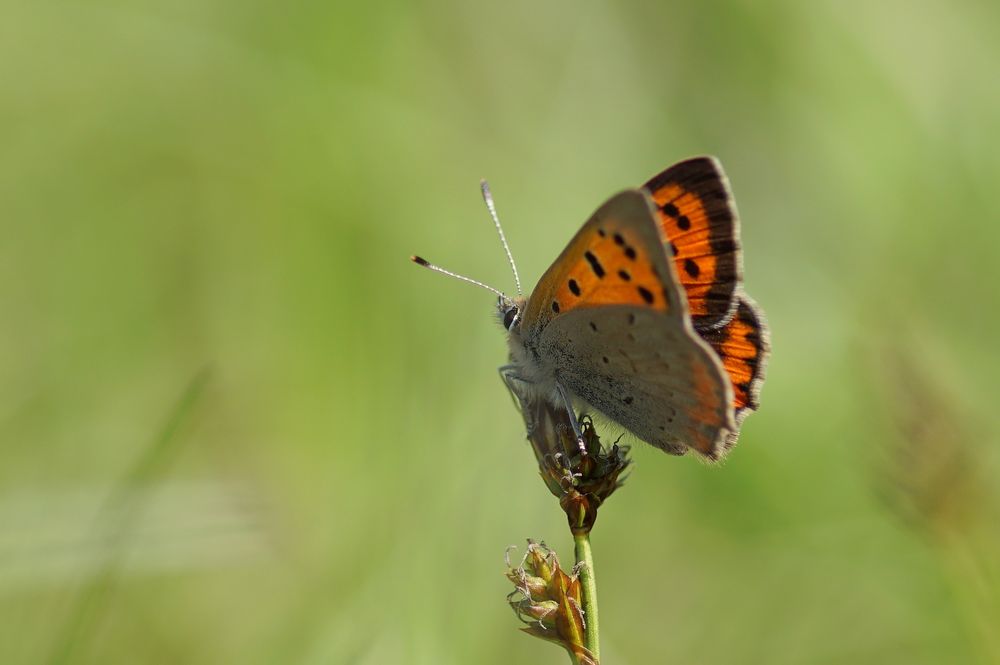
[3,1,1000,663]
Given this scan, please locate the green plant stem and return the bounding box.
[573,532,600,662]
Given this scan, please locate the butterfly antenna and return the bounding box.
[410,256,510,301]
[480,179,523,297]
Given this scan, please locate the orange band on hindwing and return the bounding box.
[698,294,769,423]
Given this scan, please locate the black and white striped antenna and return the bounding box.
[479,179,522,297]
[410,179,522,301]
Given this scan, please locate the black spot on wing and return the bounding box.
[684,258,700,278]
[584,251,605,278]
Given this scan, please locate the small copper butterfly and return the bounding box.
[413,157,769,461]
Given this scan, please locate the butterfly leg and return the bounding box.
[500,365,546,438]
[556,383,588,456]
[500,368,586,455]
[498,365,534,413]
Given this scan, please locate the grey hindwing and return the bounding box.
[536,304,733,457]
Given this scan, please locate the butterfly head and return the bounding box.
[497,295,525,331]
[412,178,527,333]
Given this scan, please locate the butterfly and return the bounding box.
[413,157,769,461]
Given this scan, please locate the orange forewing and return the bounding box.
[522,190,685,330]
[698,294,769,422]
[643,157,742,330]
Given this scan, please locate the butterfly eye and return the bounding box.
[503,306,519,330]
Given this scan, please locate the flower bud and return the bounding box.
[505,541,597,665]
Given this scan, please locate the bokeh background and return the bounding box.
[3,1,1000,663]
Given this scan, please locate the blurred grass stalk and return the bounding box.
[47,369,210,665]
[873,345,1000,662]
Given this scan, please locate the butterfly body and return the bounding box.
[501,188,740,458]
[418,157,769,461]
